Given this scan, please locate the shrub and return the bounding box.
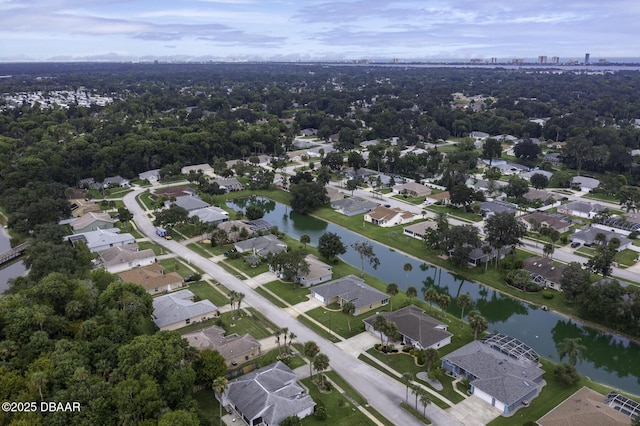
[542,289,555,299]
[315,405,327,420]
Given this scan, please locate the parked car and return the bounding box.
[224,248,237,256]
[570,242,580,248]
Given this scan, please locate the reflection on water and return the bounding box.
[228,197,640,394]
[0,227,27,293]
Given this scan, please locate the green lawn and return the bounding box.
[219,310,274,339]
[254,285,288,308]
[301,373,379,426]
[297,315,341,343]
[424,205,482,222]
[400,402,431,424]
[304,305,380,339]
[136,190,157,210]
[159,258,193,277]
[263,279,311,305]
[392,194,426,205]
[222,254,271,277]
[105,188,134,199]
[188,281,230,307]
[136,241,165,255]
[582,192,620,203]
[193,389,224,425]
[615,249,638,267]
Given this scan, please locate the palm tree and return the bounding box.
[235,292,245,318]
[457,293,472,321]
[401,372,414,403]
[300,234,310,250]
[386,283,399,311]
[372,315,389,346]
[403,262,413,286]
[423,287,438,312]
[303,341,320,378]
[406,286,417,303]
[228,290,238,312]
[422,348,439,372]
[281,327,289,348]
[411,384,421,409]
[275,329,282,354]
[436,293,451,314]
[341,301,355,333]
[468,310,488,340]
[313,353,330,387]
[288,332,296,354]
[420,392,431,417]
[213,376,228,426]
[31,371,48,402]
[557,337,587,366]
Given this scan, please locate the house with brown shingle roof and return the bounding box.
[393,182,432,198]
[70,211,116,234]
[519,211,572,233]
[424,191,451,205]
[96,243,156,274]
[118,264,184,295]
[538,387,631,426]
[364,206,416,227]
[183,326,262,367]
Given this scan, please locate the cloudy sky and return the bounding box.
[1,0,638,62]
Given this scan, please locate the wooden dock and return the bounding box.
[0,241,31,266]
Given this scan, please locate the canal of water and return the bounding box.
[0,227,27,293]
[228,196,640,396]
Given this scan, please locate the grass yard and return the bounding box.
[136,190,157,210]
[193,389,224,425]
[400,402,431,424]
[392,194,426,205]
[297,315,341,343]
[254,285,288,308]
[105,188,134,199]
[301,376,377,426]
[159,258,193,277]
[137,240,165,255]
[424,205,482,222]
[219,310,274,339]
[222,254,271,277]
[188,281,230,307]
[615,248,638,267]
[263,280,311,305]
[582,192,620,203]
[303,305,378,339]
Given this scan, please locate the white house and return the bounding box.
[364,206,416,227]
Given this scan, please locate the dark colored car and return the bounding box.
[570,242,581,248]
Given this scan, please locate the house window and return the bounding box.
[185,318,191,324]
[154,287,159,292]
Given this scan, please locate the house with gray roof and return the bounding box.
[542,152,562,165]
[522,188,563,205]
[523,256,569,291]
[70,211,116,234]
[520,170,553,181]
[188,206,229,224]
[103,175,130,188]
[331,197,379,216]
[296,255,333,287]
[479,200,519,217]
[234,235,287,257]
[211,177,244,192]
[557,201,605,219]
[183,326,261,367]
[494,162,529,175]
[152,289,218,331]
[393,181,432,198]
[309,275,388,315]
[571,227,631,251]
[138,169,161,182]
[571,176,600,192]
[219,361,316,426]
[181,163,215,176]
[363,305,452,350]
[67,229,135,253]
[95,243,156,274]
[519,211,572,233]
[168,195,210,212]
[403,220,437,240]
[441,336,544,415]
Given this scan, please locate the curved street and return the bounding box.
[123,188,462,426]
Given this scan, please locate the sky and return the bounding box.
[1,0,639,62]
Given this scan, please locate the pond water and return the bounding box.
[0,227,27,293]
[228,196,640,395]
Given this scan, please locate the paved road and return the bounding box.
[123,188,461,426]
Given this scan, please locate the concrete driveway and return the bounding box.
[336,332,379,357]
[446,395,500,426]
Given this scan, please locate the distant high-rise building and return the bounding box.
[585,53,590,64]
[538,56,547,64]
[551,56,560,64]
[491,57,497,64]
[512,58,524,65]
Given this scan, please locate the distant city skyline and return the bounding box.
[1,0,638,62]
